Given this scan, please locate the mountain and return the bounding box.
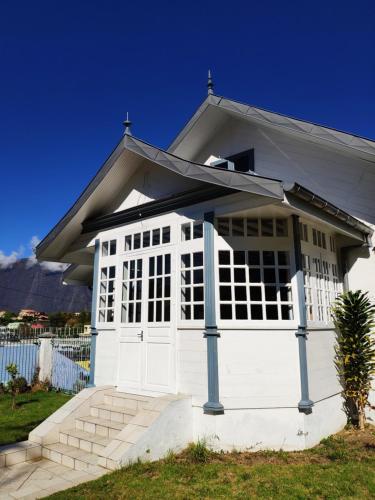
[0,259,92,313]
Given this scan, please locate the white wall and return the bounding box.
[193,407,305,451]
[218,329,300,409]
[306,328,341,402]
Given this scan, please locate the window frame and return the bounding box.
[214,217,297,329]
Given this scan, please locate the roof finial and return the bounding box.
[123,112,132,135]
[207,69,214,95]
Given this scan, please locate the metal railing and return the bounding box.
[0,327,91,394]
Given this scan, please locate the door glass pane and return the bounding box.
[121,259,142,323]
[148,253,172,323]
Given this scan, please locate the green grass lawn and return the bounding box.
[48,428,375,499]
[0,390,71,446]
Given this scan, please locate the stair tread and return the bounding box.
[76,415,125,430]
[60,428,111,446]
[91,403,137,415]
[44,442,100,464]
[108,391,154,402]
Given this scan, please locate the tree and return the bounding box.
[0,311,16,326]
[332,290,375,430]
[6,363,19,410]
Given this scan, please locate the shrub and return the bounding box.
[332,290,375,430]
[12,377,29,394]
[186,439,212,463]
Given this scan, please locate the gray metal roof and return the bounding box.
[168,94,375,158]
[37,130,373,264]
[36,134,284,261]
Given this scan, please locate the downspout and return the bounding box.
[291,215,314,414]
[203,211,224,415]
[88,239,100,387]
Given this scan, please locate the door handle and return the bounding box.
[137,330,144,341]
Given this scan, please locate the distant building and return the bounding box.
[7,322,25,330]
[18,309,48,321]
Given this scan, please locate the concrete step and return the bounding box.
[90,403,137,423]
[42,442,105,474]
[104,391,155,411]
[60,428,111,455]
[75,415,124,439]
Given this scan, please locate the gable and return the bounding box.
[193,116,375,225]
[115,160,202,213]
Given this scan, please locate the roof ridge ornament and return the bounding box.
[123,112,132,135]
[207,69,214,95]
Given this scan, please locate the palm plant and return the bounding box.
[332,291,375,430]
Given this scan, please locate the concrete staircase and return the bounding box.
[40,391,158,472]
[37,390,191,473]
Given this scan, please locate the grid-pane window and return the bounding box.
[98,266,116,322]
[302,254,313,321]
[302,249,342,323]
[313,257,333,322]
[124,226,171,251]
[217,217,288,238]
[312,228,327,249]
[180,252,204,320]
[300,223,309,242]
[121,259,142,323]
[218,250,293,320]
[148,254,171,322]
[181,221,203,241]
[102,240,116,256]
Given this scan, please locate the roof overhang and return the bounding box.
[37,127,373,267]
[36,134,283,263]
[63,264,93,286]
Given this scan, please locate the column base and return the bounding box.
[203,401,225,415]
[298,399,314,414]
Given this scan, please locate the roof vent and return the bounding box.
[227,149,255,173]
[210,158,235,171]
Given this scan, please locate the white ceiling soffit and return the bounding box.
[169,94,375,158]
[124,135,284,199]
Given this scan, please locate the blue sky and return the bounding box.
[0,0,374,259]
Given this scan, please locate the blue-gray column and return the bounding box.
[292,215,314,414]
[88,239,100,387]
[203,211,224,415]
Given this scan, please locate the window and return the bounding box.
[217,217,288,238]
[218,250,293,321]
[180,251,204,320]
[148,254,171,322]
[313,257,331,322]
[121,259,142,323]
[330,236,336,253]
[181,221,203,241]
[303,254,313,321]
[102,240,116,256]
[124,226,171,251]
[98,266,116,322]
[303,237,342,323]
[300,223,309,242]
[312,228,327,249]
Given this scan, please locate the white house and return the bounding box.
[33,77,375,469]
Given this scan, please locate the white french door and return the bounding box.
[117,249,176,395]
